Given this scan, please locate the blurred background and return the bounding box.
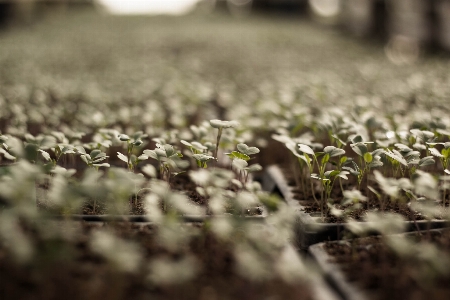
[1,0,450,137]
[1,0,450,52]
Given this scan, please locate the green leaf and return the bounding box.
[363,152,373,163]
[429,147,443,158]
[143,150,159,160]
[340,156,348,165]
[142,164,156,177]
[74,145,86,155]
[118,134,130,141]
[93,163,110,168]
[337,171,349,180]
[342,166,360,176]
[351,142,368,156]
[209,119,239,129]
[155,148,166,157]
[232,158,248,170]
[298,144,315,155]
[321,153,330,165]
[352,135,363,143]
[80,154,89,165]
[442,148,450,159]
[325,170,340,178]
[237,143,260,155]
[368,160,383,168]
[39,149,51,161]
[138,154,148,161]
[61,146,75,154]
[163,144,175,157]
[92,155,108,163]
[192,154,215,162]
[331,134,346,146]
[180,140,192,147]
[383,149,408,167]
[418,156,435,168]
[436,129,450,137]
[117,152,128,163]
[246,164,262,173]
[226,151,250,161]
[133,139,143,147]
[90,149,102,159]
[191,141,207,151]
[324,146,345,157]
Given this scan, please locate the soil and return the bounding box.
[0,221,313,300]
[323,230,450,300]
[277,164,433,223]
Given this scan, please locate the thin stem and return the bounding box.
[213,128,222,167]
[310,180,319,206]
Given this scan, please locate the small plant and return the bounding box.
[144,143,188,183]
[117,131,148,172]
[79,148,110,170]
[328,189,367,220]
[306,144,347,219]
[227,143,262,184]
[209,119,239,165]
[181,140,215,168]
[346,135,383,189]
[39,144,76,170]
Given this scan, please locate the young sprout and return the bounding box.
[209,119,239,165]
[117,131,148,172]
[328,189,367,220]
[181,140,215,168]
[192,154,215,168]
[311,169,349,220]
[79,148,110,170]
[346,136,383,189]
[308,145,347,219]
[427,141,450,173]
[410,129,436,155]
[189,168,235,215]
[39,144,76,170]
[144,143,188,183]
[227,143,261,184]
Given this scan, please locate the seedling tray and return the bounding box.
[308,228,450,300]
[309,241,370,300]
[263,165,450,250]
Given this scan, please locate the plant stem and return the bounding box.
[213,128,222,167]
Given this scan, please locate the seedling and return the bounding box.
[209,119,239,165]
[117,131,148,172]
[328,189,367,220]
[181,140,215,168]
[144,143,188,183]
[39,144,76,170]
[79,148,110,170]
[346,135,383,189]
[226,143,262,184]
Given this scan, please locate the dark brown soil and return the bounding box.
[0,222,313,300]
[324,230,450,300]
